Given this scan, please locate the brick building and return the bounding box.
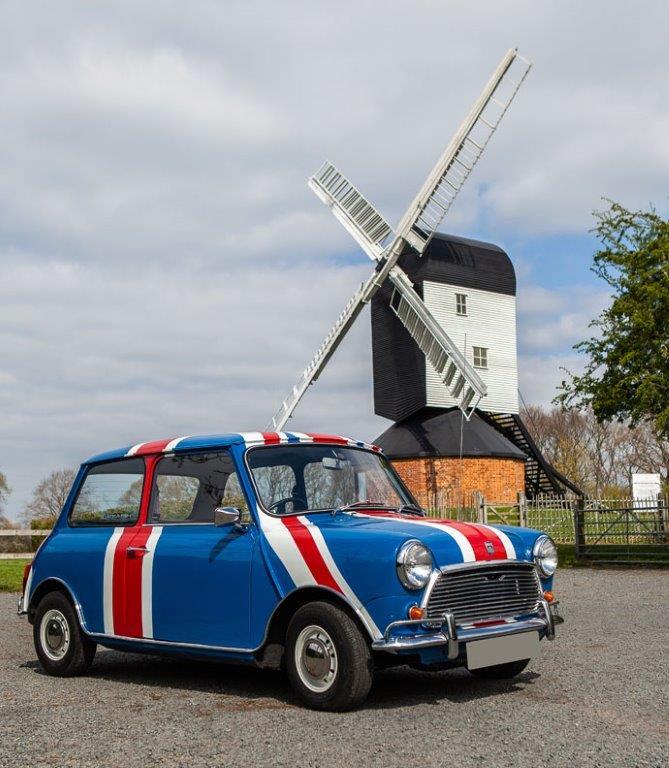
[375,407,526,508]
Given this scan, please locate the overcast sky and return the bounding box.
[1,1,667,520]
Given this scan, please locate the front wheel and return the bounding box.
[469,658,530,680]
[33,591,96,676]
[285,601,373,711]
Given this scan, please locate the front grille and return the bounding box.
[425,562,541,625]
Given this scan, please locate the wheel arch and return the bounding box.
[28,577,85,628]
[256,586,373,669]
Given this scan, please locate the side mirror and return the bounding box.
[214,506,242,527]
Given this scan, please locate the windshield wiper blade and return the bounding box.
[396,503,426,517]
[333,501,398,515]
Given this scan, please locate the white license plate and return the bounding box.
[466,631,539,670]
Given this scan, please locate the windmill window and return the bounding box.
[473,346,488,369]
[455,293,467,315]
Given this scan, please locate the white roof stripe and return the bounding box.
[126,443,145,456]
[163,436,190,452]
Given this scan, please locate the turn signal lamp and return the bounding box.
[408,605,424,620]
[543,590,554,603]
[22,563,32,594]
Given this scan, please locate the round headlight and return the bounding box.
[533,535,558,578]
[396,540,434,590]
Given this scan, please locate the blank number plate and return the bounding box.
[466,631,539,670]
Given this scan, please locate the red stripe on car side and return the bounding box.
[122,526,154,638]
[111,527,137,634]
[280,516,343,594]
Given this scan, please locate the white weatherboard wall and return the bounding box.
[423,281,518,414]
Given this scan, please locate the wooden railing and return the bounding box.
[0,529,50,559]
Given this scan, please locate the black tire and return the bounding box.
[33,591,96,677]
[285,601,373,711]
[469,658,530,680]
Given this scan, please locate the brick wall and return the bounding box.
[392,456,525,508]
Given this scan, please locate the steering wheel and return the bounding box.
[268,496,308,514]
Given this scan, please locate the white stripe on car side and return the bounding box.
[258,512,315,587]
[103,527,124,634]
[141,526,163,639]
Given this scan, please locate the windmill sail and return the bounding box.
[269,48,530,430]
[396,48,531,254]
[387,268,487,416]
[308,162,393,262]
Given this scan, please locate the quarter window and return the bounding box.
[456,293,467,315]
[473,346,488,369]
[149,451,249,524]
[70,458,145,526]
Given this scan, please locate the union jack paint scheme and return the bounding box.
[19,432,561,710]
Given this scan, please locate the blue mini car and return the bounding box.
[19,431,560,710]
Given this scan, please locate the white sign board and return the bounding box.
[632,473,661,500]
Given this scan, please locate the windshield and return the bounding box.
[246,445,415,515]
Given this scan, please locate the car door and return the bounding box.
[63,457,148,636]
[145,450,256,649]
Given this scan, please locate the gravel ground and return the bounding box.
[1,569,667,768]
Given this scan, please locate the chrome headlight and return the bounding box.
[396,540,434,590]
[533,535,558,578]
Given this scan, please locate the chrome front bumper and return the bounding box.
[372,599,559,658]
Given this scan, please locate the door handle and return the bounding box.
[127,546,148,558]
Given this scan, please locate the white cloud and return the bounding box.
[1,1,667,518]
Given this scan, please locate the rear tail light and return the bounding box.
[22,562,32,594]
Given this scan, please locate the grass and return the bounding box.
[0,559,30,592]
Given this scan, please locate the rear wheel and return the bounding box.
[33,591,96,677]
[469,658,530,680]
[285,601,373,711]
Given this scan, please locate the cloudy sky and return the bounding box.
[1,1,667,520]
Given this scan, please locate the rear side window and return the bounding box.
[70,458,145,526]
[149,451,249,524]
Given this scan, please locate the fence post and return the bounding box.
[573,496,585,558]
[475,491,485,524]
[517,491,527,527]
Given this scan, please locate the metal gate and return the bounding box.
[575,497,669,565]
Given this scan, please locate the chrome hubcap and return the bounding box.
[40,609,70,661]
[295,625,338,692]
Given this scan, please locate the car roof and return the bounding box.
[84,431,381,465]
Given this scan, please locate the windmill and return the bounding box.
[268,49,580,498]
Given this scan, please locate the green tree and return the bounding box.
[556,201,669,438]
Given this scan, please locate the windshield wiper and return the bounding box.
[396,503,426,517]
[333,501,398,516]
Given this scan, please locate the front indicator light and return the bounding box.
[408,604,424,620]
[543,590,554,603]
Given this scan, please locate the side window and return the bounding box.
[149,451,248,524]
[70,458,145,526]
[456,293,467,316]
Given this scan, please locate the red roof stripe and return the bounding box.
[134,439,174,456]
